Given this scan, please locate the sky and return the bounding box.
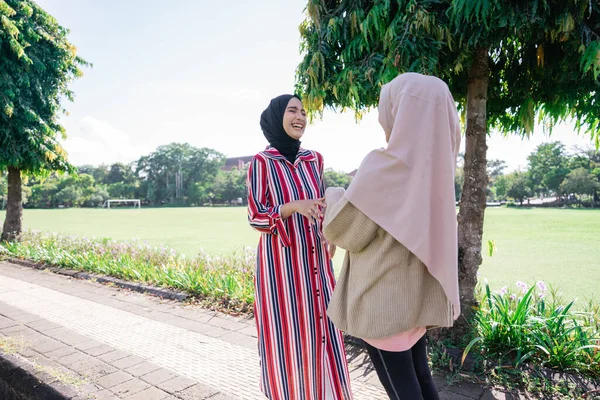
[37,0,597,173]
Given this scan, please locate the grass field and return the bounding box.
[1,207,598,301]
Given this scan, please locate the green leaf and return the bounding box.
[487,240,497,257]
[462,337,484,366]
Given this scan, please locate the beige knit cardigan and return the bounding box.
[323,189,454,339]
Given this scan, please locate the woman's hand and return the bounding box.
[293,198,326,224]
[327,240,336,259]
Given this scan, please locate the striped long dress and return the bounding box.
[247,146,352,400]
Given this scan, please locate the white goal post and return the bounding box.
[102,199,141,209]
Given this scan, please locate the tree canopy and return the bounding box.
[0,0,88,174]
[297,0,600,142]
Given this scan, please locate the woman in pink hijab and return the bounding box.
[322,73,461,399]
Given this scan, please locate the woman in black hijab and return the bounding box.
[259,94,302,165]
[247,94,352,399]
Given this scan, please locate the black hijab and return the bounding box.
[260,94,301,165]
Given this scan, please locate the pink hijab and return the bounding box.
[345,73,462,319]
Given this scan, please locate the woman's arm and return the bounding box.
[247,157,325,246]
[323,190,379,253]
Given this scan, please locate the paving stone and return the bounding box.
[16,346,38,358]
[96,370,134,389]
[481,389,528,400]
[0,303,27,318]
[11,312,44,324]
[85,389,116,399]
[57,350,93,366]
[45,327,91,345]
[69,359,116,379]
[143,310,182,323]
[185,313,214,324]
[109,377,151,397]
[1,324,32,336]
[74,339,106,351]
[202,326,230,338]
[207,393,238,400]
[25,319,62,331]
[433,374,448,391]
[156,375,197,393]
[110,302,148,315]
[0,316,19,329]
[75,381,104,395]
[161,307,205,319]
[447,381,486,398]
[30,337,65,354]
[26,353,80,380]
[43,346,78,359]
[219,331,257,349]
[438,389,473,399]
[83,344,115,357]
[207,316,247,331]
[97,349,131,363]
[128,386,170,400]
[125,361,162,377]
[166,317,216,334]
[367,372,383,387]
[175,383,220,400]
[140,368,179,385]
[110,354,145,369]
[237,325,258,338]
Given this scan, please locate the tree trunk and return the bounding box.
[450,47,490,342]
[1,167,23,242]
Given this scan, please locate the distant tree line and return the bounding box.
[455,142,600,207]
[4,140,594,210]
[0,142,354,209]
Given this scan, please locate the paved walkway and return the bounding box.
[0,261,502,399]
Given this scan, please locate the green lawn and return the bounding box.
[1,207,598,301]
[480,207,600,302]
[1,207,259,256]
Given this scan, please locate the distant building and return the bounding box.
[222,156,253,171]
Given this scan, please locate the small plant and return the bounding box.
[464,281,600,378]
[0,336,28,355]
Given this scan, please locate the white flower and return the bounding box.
[536,281,547,292]
[516,281,528,293]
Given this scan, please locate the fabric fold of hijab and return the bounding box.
[344,73,463,319]
[260,94,301,164]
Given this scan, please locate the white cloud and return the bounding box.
[62,117,145,166]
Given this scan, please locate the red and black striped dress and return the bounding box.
[247,146,352,400]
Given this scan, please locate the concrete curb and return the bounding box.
[6,257,189,302]
[0,353,73,400]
